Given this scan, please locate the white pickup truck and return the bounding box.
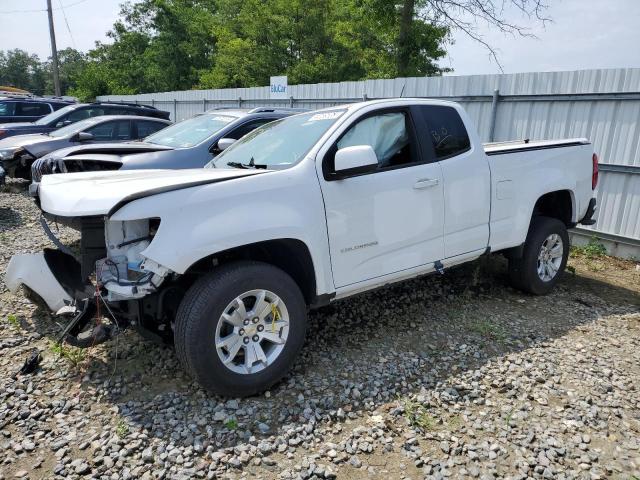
[6,99,598,396]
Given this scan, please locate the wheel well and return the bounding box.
[532,190,573,226]
[184,239,317,306]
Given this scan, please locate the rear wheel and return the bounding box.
[508,216,569,295]
[174,261,307,397]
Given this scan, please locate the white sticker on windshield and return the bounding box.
[307,111,343,122]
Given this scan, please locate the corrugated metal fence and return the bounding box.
[99,68,640,257]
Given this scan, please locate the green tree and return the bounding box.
[48,48,88,95]
[0,49,46,94]
[199,0,449,88]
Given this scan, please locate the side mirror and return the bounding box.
[74,132,94,142]
[334,145,378,176]
[216,137,236,152]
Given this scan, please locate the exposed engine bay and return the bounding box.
[6,215,184,349]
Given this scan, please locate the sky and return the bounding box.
[1,0,640,77]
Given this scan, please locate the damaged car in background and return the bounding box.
[0,115,170,183]
[5,99,598,397]
[28,107,305,193]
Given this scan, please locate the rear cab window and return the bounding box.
[414,105,471,160]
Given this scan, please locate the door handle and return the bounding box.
[413,178,439,189]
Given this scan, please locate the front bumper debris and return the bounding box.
[5,252,75,312]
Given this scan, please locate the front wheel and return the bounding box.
[508,216,570,295]
[174,261,307,397]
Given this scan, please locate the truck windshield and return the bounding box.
[145,114,235,148]
[207,110,346,170]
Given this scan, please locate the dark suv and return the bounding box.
[0,102,170,140]
[0,97,73,123]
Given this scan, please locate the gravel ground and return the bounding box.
[1,181,639,480]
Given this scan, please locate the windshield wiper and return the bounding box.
[226,157,268,170]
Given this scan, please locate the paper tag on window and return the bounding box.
[308,111,343,122]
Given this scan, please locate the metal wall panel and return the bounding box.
[98,68,640,247]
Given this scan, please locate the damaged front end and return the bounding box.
[5,215,178,349]
[0,147,36,180]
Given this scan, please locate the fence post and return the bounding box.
[489,89,500,142]
[173,99,177,121]
[151,99,155,108]
[289,96,294,108]
[203,98,207,112]
[363,93,368,101]
[238,96,242,108]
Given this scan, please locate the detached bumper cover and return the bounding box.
[5,252,73,312]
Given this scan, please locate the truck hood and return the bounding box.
[39,168,266,217]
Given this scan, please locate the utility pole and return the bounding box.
[46,0,61,96]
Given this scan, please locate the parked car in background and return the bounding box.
[0,102,170,140]
[0,115,171,182]
[0,96,74,123]
[29,107,304,190]
[7,99,598,396]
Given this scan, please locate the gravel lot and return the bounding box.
[1,181,639,480]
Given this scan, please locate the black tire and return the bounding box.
[174,261,307,397]
[508,216,570,295]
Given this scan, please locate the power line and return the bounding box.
[56,0,77,49]
[0,0,90,15]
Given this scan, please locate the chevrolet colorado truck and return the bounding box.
[5,99,598,396]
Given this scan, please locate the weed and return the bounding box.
[50,342,86,368]
[470,319,507,344]
[566,265,576,275]
[225,418,238,430]
[505,407,516,426]
[570,236,606,259]
[116,419,129,438]
[403,399,436,431]
[6,314,19,328]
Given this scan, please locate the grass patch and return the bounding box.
[469,319,507,344]
[116,419,129,438]
[6,314,19,328]
[225,419,238,430]
[570,236,606,259]
[403,399,437,431]
[50,342,86,368]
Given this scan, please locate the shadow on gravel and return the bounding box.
[19,255,640,452]
[0,207,23,233]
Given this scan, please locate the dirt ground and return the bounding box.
[0,183,639,480]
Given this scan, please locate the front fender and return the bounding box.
[109,162,334,295]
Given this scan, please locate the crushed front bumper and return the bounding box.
[5,249,91,312]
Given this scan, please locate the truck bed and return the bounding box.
[484,138,590,156]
